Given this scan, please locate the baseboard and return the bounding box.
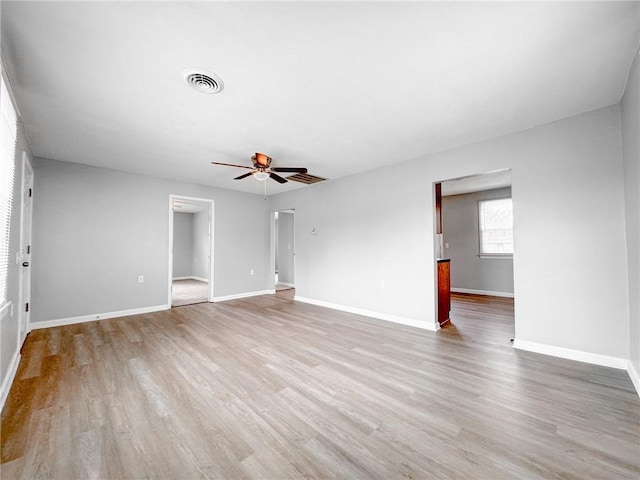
[294,296,439,331]
[213,290,272,302]
[173,276,209,283]
[0,349,20,413]
[628,361,640,397]
[513,339,628,370]
[451,287,514,298]
[278,282,295,288]
[31,304,170,330]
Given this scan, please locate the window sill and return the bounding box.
[478,255,513,260]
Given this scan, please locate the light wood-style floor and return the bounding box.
[1,291,638,479]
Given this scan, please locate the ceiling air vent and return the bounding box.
[183,69,224,94]
[287,173,327,185]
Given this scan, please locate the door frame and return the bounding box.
[167,195,215,306]
[269,208,295,292]
[432,168,515,332]
[18,151,33,341]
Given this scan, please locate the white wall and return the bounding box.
[271,105,630,360]
[277,211,295,285]
[191,210,209,280]
[442,187,514,296]
[172,212,193,278]
[31,158,270,323]
[621,49,640,381]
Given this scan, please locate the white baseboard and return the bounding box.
[628,361,640,397]
[31,304,170,330]
[513,339,628,370]
[213,290,272,302]
[0,349,21,413]
[278,282,295,287]
[173,276,209,283]
[451,287,514,298]
[294,296,439,331]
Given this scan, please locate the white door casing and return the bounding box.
[18,152,33,341]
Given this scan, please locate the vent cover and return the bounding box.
[287,173,327,185]
[183,69,224,94]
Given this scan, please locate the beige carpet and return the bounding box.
[172,279,208,307]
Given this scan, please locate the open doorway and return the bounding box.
[274,209,295,292]
[433,169,515,340]
[168,195,214,307]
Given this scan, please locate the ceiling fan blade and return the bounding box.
[271,167,308,173]
[269,172,288,184]
[211,161,254,170]
[234,172,254,180]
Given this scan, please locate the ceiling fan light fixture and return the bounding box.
[253,171,269,181]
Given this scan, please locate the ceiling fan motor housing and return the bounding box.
[253,153,272,168]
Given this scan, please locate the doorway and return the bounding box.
[18,152,33,343]
[433,169,515,337]
[274,209,295,292]
[168,195,214,307]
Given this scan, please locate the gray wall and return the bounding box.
[270,105,630,360]
[192,210,209,280]
[622,49,639,379]
[31,158,270,322]
[442,187,514,295]
[277,211,295,285]
[172,212,193,278]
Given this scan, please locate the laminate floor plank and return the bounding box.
[2,291,639,479]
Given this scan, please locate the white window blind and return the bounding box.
[0,76,17,307]
[478,198,513,256]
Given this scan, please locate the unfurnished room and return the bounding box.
[0,1,639,478]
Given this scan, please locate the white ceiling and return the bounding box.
[172,197,208,213]
[2,2,638,196]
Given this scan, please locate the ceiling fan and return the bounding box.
[211,153,307,183]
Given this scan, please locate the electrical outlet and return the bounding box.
[250,269,254,276]
[380,280,385,288]
[138,275,144,283]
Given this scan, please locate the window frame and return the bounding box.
[477,197,513,259]
[0,72,18,310]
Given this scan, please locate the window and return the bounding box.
[0,75,17,307]
[478,198,513,257]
